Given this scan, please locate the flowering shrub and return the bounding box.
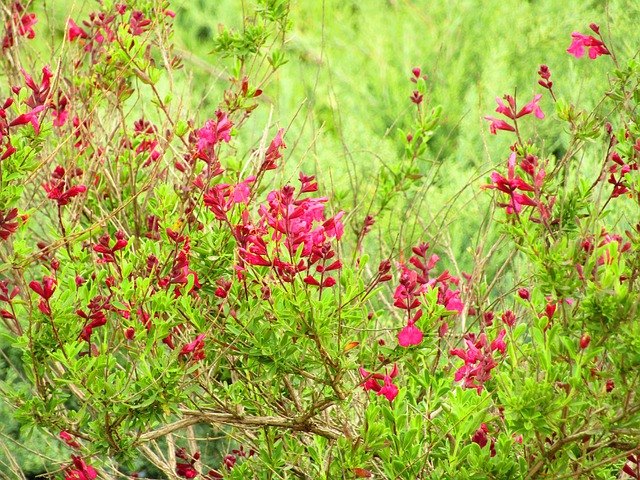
[0,1,639,478]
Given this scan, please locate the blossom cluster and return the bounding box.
[2,1,37,49]
[395,242,463,347]
[484,93,544,135]
[566,24,610,59]
[449,330,507,394]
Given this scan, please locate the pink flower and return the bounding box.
[398,309,424,347]
[197,110,232,150]
[398,322,423,347]
[567,31,610,59]
[378,374,399,402]
[53,108,68,127]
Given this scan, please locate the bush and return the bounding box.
[0,1,638,479]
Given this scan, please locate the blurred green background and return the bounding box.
[2,0,639,476]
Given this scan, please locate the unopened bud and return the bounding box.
[579,333,591,349]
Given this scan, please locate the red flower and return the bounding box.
[485,93,545,134]
[0,208,19,240]
[471,424,496,457]
[60,431,80,449]
[176,463,198,479]
[359,364,399,402]
[490,329,507,354]
[623,455,640,479]
[483,152,537,214]
[450,330,506,394]
[29,276,56,300]
[517,288,530,301]
[129,10,152,36]
[261,128,286,171]
[9,105,45,135]
[2,3,38,49]
[42,166,87,206]
[579,333,591,349]
[65,455,97,480]
[66,19,88,41]
[484,116,515,135]
[501,310,516,327]
[180,334,206,361]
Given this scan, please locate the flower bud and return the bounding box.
[517,288,530,301]
[579,333,591,349]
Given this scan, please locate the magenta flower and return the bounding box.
[378,375,399,402]
[197,110,232,150]
[490,329,507,354]
[398,309,424,347]
[450,331,506,394]
[398,322,423,347]
[60,431,80,449]
[359,364,399,402]
[180,334,206,361]
[516,94,544,119]
[483,152,537,214]
[65,455,97,480]
[9,105,45,135]
[484,116,515,135]
[67,19,88,42]
[567,30,610,59]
